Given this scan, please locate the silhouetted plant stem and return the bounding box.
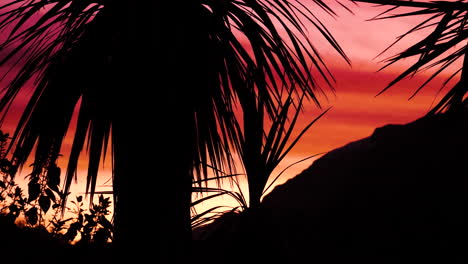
[240,85,266,208]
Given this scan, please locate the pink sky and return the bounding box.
[0,1,460,206]
[193,1,461,211]
[263,1,454,185]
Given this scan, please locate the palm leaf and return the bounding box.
[0,0,350,216]
[355,0,468,113]
[262,152,326,196]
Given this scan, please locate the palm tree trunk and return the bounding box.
[112,113,193,249]
[110,1,194,252]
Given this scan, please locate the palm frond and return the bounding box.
[0,0,350,210]
[191,206,240,229]
[262,152,326,195]
[191,186,248,211]
[235,82,330,207]
[190,172,247,228]
[355,0,468,113]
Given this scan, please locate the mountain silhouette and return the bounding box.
[194,109,468,262]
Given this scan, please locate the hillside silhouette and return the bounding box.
[194,109,468,262]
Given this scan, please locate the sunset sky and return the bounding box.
[260,1,456,191]
[0,1,460,208]
[195,1,460,209]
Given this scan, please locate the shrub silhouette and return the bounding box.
[0,130,113,248]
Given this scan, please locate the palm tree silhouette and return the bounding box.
[355,0,468,113]
[0,0,349,250]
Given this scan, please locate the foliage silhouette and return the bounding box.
[191,174,247,230]
[0,130,113,248]
[0,130,64,229]
[190,150,325,232]
[0,0,351,247]
[62,195,113,246]
[355,0,468,113]
[190,88,329,228]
